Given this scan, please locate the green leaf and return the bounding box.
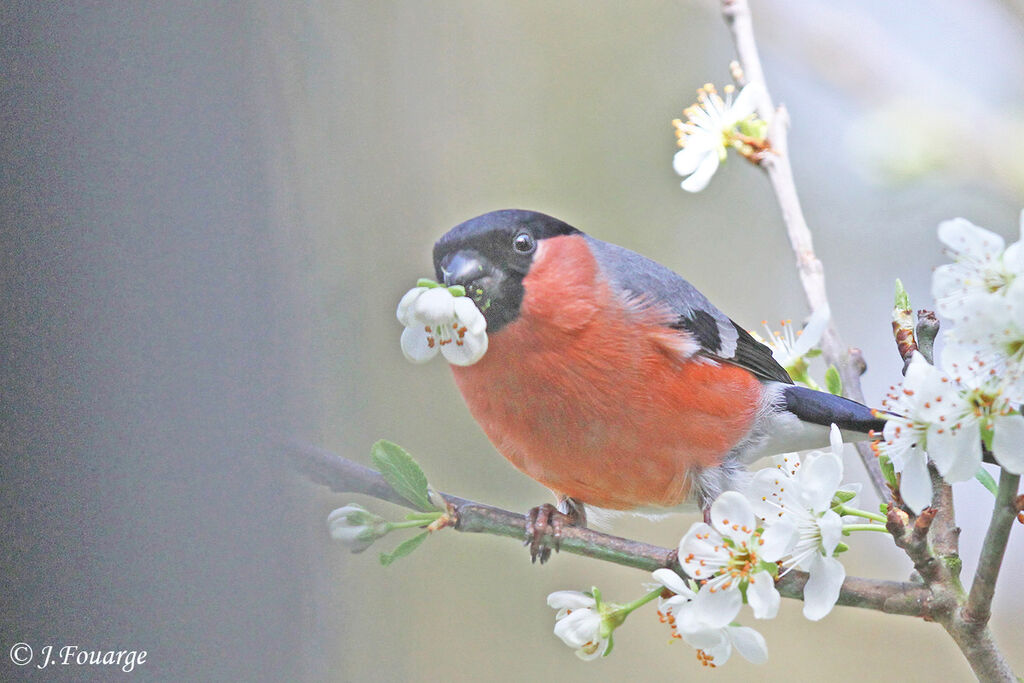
[416,278,441,288]
[980,423,996,453]
[824,365,843,396]
[446,284,466,297]
[975,467,999,495]
[894,278,910,310]
[379,531,428,566]
[831,490,857,512]
[878,454,897,489]
[371,440,433,511]
[804,348,823,358]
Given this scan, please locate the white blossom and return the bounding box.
[748,426,852,620]
[752,306,829,370]
[397,285,488,366]
[326,504,386,553]
[676,491,780,626]
[875,353,970,513]
[546,591,611,661]
[932,213,1024,393]
[934,346,1024,475]
[932,215,1023,322]
[651,569,768,668]
[672,82,764,192]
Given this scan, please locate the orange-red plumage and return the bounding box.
[451,234,763,509]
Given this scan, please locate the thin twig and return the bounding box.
[966,470,1021,625]
[293,442,932,617]
[720,0,887,501]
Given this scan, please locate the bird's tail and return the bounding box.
[781,385,887,435]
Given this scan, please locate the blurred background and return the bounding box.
[3,1,1023,680]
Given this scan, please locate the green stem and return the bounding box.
[617,587,663,615]
[386,517,438,531]
[838,506,888,524]
[405,511,444,521]
[842,523,890,534]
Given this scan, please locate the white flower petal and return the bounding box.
[802,554,845,621]
[927,422,982,483]
[746,572,780,620]
[679,522,729,580]
[799,451,844,514]
[728,625,769,664]
[938,217,1004,261]
[1008,278,1024,330]
[1003,238,1024,276]
[710,491,756,540]
[931,265,966,316]
[758,518,797,562]
[679,150,720,193]
[682,627,728,655]
[817,509,843,556]
[991,414,1024,474]
[328,523,365,544]
[547,590,595,611]
[673,143,709,176]
[900,450,934,514]
[652,568,694,598]
[396,287,428,325]
[790,305,830,358]
[574,645,605,662]
[828,422,843,456]
[412,286,456,325]
[452,296,487,334]
[440,329,488,366]
[728,82,762,120]
[904,351,938,387]
[689,583,743,630]
[553,608,600,648]
[746,468,784,521]
[400,325,439,363]
[702,639,734,666]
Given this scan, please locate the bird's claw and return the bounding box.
[525,503,565,564]
[524,499,586,564]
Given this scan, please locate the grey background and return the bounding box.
[3,1,1022,681]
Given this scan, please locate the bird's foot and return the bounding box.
[524,497,586,564]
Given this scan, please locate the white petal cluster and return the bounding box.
[646,429,858,666]
[546,591,611,661]
[651,569,768,668]
[749,426,852,620]
[326,504,386,553]
[876,213,1024,511]
[672,82,764,192]
[753,305,830,370]
[396,285,488,366]
[934,214,1024,389]
[676,491,781,625]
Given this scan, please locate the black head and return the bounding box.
[433,209,580,332]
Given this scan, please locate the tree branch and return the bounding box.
[884,472,1017,680]
[966,470,1021,625]
[720,0,888,501]
[292,442,932,617]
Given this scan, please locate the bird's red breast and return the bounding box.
[451,234,764,510]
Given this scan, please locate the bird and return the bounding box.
[432,209,884,561]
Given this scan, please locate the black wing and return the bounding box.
[586,235,794,385]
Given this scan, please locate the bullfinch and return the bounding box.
[432,209,883,560]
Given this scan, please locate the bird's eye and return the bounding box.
[512,232,535,254]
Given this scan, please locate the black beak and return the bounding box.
[440,250,486,287]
